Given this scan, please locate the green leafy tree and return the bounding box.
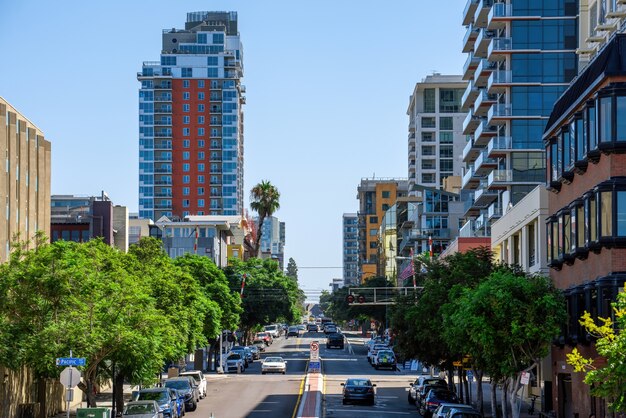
[567,284,626,413]
[250,180,280,257]
[286,258,298,282]
[448,269,565,418]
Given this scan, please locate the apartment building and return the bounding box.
[138,11,245,221]
[342,213,359,287]
[542,1,626,414]
[356,178,408,283]
[254,215,286,270]
[407,74,467,193]
[0,97,51,262]
[461,0,578,238]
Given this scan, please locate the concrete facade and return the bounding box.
[0,97,51,262]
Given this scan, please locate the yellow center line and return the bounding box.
[291,360,308,418]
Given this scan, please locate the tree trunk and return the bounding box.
[458,367,464,400]
[447,365,455,393]
[490,381,498,418]
[114,371,125,416]
[501,380,509,418]
[509,375,522,418]
[37,376,47,418]
[463,370,470,405]
[254,217,265,257]
[475,370,484,415]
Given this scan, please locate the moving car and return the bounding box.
[179,370,206,399]
[252,339,266,352]
[248,345,261,360]
[297,324,307,331]
[324,324,337,334]
[287,326,300,337]
[255,332,273,346]
[373,349,396,370]
[163,378,198,412]
[230,347,250,367]
[261,356,287,374]
[134,388,178,418]
[307,323,319,332]
[341,378,376,405]
[326,332,345,349]
[408,376,447,405]
[419,388,460,418]
[264,324,281,338]
[123,400,163,418]
[226,353,245,373]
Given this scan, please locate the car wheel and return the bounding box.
[369,399,375,406]
[190,401,197,412]
[374,365,379,370]
[282,371,286,375]
[408,393,415,405]
[262,371,266,375]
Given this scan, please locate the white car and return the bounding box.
[367,344,389,363]
[225,353,245,373]
[433,403,475,418]
[264,324,281,338]
[180,370,206,399]
[261,356,287,374]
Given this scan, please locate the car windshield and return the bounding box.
[125,404,156,415]
[264,357,284,363]
[180,373,200,383]
[164,380,190,390]
[430,390,457,402]
[425,378,446,386]
[264,325,277,331]
[346,379,371,387]
[227,354,241,360]
[138,392,168,402]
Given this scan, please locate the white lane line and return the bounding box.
[326,409,410,415]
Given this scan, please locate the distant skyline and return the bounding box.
[0,1,465,299]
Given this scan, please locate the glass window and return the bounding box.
[424,89,435,113]
[439,89,462,113]
[558,215,564,258]
[198,187,205,195]
[588,105,597,150]
[183,152,190,160]
[439,146,453,158]
[569,208,576,253]
[198,163,205,172]
[183,116,190,124]
[183,104,190,112]
[576,117,585,161]
[439,117,453,131]
[183,128,190,136]
[198,92,205,100]
[198,175,205,184]
[183,92,190,100]
[599,96,612,142]
[618,191,626,236]
[183,163,190,172]
[421,117,436,128]
[600,191,612,237]
[382,191,390,198]
[369,229,378,236]
[550,141,558,182]
[198,199,205,207]
[562,129,571,171]
[183,187,190,196]
[577,205,584,248]
[422,132,435,142]
[617,96,626,141]
[183,175,190,184]
[183,140,190,148]
[440,132,453,144]
[198,80,205,88]
[198,104,205,112]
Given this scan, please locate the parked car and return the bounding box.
[230,347,250,367]
[297,324,307,331]
[287,326,300,337]
[432,403,475,418]
[256,332,273,346]
[445,406,482,418]
[261,356,287,374]
[164,378,198,412]
[134,388,178,418]
[408,377,447,405]
[326,332,345,349]
[419,388,460,418]
[417,382,451,407]
[373,349,396,370]
[252,339,266,352]
[123,400,164,418]
[225,353,245,373]
[341,378,376,405]
[179,370,206,399]
[264,324,281,338]
[307,323,319,332]
[367,343,389,363]
[248,345,261,360]
[169,389,185,418]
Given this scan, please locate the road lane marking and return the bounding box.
[291,363,307,418]
[326,409,411,415]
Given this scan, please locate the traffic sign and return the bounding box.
[56,357,86,367]
[467,371,473,382]
[310,341,319,360]
[309,361,321,373]
[60,367,81,388]
[520,371,530,385]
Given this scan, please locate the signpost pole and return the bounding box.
[67,350,72,418]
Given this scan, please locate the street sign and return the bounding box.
[520,371,530,385]
[60,367,81,388]
[56,357,86,367]
[309,361,321,373]
[310,341,319,360]
[467,371,473,382]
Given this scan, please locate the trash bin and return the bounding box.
[76,407,111,418]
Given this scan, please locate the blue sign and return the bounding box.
[467,370,473,382]
[308,361,321,373]
[56,357,86,367]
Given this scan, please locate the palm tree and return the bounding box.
[250,180,280,257]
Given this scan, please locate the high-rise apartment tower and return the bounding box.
[138,11,245,220]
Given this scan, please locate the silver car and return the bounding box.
[123,400,164,418]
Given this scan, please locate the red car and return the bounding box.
[255,332,273,346]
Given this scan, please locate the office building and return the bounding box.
[356,178,408,283]
[407,74,467,193]
[138,11,245,221]
[0,97,51,262]
[255,215,286,270]
[460,0,578,237]
[342,213,359,287]
[543,0,626,412]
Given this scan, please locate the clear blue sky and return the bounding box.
[0,1,465,299]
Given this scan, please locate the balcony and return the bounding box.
[462,164,481,189]
[487,103,512,125]
[155,107,172,114]
[154,167,172,174]
[488,37,513,60]
[154,202,172,210]
[408,132,416,146]
[474,59,496,87]
[474,0,494,27]
[154,95,172,102]
[474,150,497,175]
[488,201,502,220]
[463,109,481,135]
[463,25,480,53]
[474,119,498,145]
[475,91,498,116]
[487,169,513,188]
[463,136,481,163]
[462,81,479,111]
[474,185,498,207]
[487,70,511,93]
[154,155,172,163]
[463,53,481,81]
[487,136,513,157]
[409,160,416,173]
[463,0,480,25]
[474,28,496,57]
[488,3,511,28]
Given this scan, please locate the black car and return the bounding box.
[341,378,376,405]
[419,388,460,418]
[164,378,198,412]
[414,380,448,406]
[326,332,344,349]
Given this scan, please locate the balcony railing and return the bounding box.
[488,37,513,57]
[463,24,480,53]
[463,0,480,25]
[487,136,513,155]
[488,201,502,219]
[463,53,481,80]
[462,80,478,110]
[488,169,513,185]
[488,103,513,122]
[463,137,475,161]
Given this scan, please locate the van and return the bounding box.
[263,324,280,338]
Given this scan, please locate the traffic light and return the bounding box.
[346,294,355,304]
[357,295,366,304]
